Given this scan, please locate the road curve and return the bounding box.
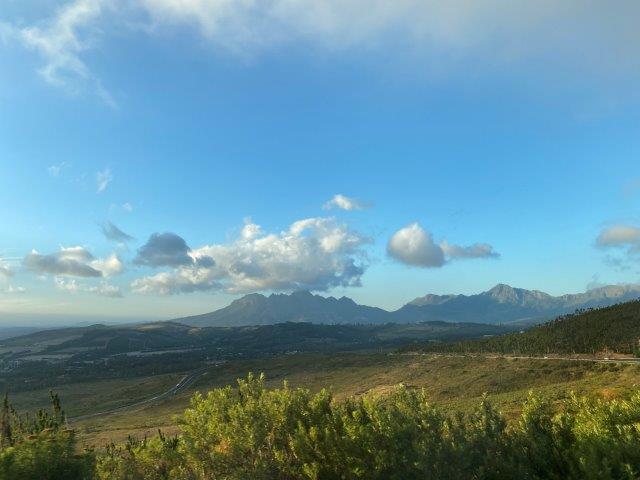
[68,366,210,423]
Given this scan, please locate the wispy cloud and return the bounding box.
[48,161,70,177]
[596,224,640,270]
[96,168,113,193]
[1,0,116,106]
[0,259,13,278]
[101,221,134,242]
[2,1,639,103]
[3,285,26,294]
[55,277,122,297]
[323,194,370,211]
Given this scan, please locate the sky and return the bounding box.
[1,0,640,324]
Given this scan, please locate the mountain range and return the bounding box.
[176,284,640,327]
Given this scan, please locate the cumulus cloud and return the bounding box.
[131,269,220,295]
[387,223,445,268]
[96,168,113,193]
[23,246,123,278]
[101,221,134,242]
[131,217,369,295]
[387,223,498,268]
[134,232,194,267]
[1,0,115,105]
[91,253,124,277]
[323,194,370,211]
[24,247,102,277]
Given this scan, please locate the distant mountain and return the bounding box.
[177,290,390,327]
[175,284,640,328]
[398,284,640,325]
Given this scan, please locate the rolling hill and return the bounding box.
[403,299,640,355]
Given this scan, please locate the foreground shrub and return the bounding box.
[96,374,640,480]
[0,392,94,480]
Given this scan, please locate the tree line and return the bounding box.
[403,300,640,356]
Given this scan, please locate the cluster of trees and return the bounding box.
[404,300,640,356]
[5,373,640,478]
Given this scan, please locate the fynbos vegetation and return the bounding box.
[0,392,94,479]
[7,374,640,479]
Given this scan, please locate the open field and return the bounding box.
[10,352,640,446]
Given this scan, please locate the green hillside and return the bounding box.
[403,300,640,355]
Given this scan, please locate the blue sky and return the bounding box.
[1,0,639,323]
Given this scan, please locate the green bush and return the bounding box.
[7,378,640,479]
[0,392,94,480]
[97,374,640,480]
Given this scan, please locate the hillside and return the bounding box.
[0,320,515,393]
[174,284,640,327]
[403,299,640,355]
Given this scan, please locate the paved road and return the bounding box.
[68,366,210,423]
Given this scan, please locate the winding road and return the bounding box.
[68,366,210,423]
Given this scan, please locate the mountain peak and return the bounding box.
[290,290,314,297]
[488,283,514,293]
[232,292,266,306]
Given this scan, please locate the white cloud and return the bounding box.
[96,168,113,193]
[3,1,638,101]
[4,285,26,294]
[131,269,219,295]
[0,259,13,278]
[55,277,122,297]
[323,194,370,211]
[23,246,123,278]
[2,0,115,106]
[90,253,124,277]
[131,216,369,295]
[55,277,81,292]
[48,161,70,177]
[387,222,498,268]
[387,223,445,267]
[122,202,133,212]
[88,282,123,297]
